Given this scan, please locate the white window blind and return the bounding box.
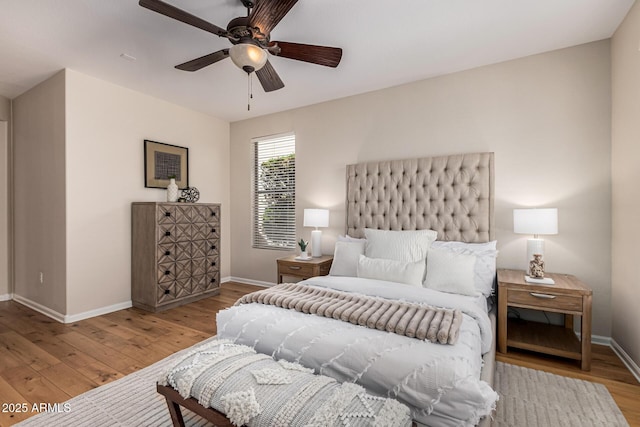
[252,133,296,250]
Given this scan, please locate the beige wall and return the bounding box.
[612,2,640,367]
[67,70,230,315]
[230,40,613,337]
[13,71,67,313]
[0,95,10,298]
[64,69,231,316]
[11,69,230,319]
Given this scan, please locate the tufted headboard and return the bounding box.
[346,152,494,242]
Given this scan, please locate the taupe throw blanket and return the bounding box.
[235,283,463,345]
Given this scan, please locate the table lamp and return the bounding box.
[303,208,329,257]
[513,208,558,284]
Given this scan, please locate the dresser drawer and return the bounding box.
[279,261,315,277]
[508,289,583,312]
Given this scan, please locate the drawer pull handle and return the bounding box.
[165,212,171,217]
[289,266,301,270]
[211,228,216,233]
[165,231,171,236]
[211,262,216,266]
[165,251,171,256]
[164,289,170,295]
[164,270,171,275]
[530,292,556,299]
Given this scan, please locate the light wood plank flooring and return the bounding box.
[1,282,638,426]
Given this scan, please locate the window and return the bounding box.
[252,133,295,250]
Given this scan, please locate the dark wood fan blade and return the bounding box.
[249,0,299,37]
[256,60,285,92]
[139,0,228,37]
[175,49,229,71]
[270,41,342,67]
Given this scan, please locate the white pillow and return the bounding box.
[337,235,367,243]
[430,241,498,297]
[357,255,426,287]
[424,248,480,297]
[364,228,437,263]
[329,241,366,277]
[431,240,497,251]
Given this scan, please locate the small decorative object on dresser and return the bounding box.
[131,202,220,311]
[497,268,592,370]
[181,186,200,203]
[166,177,179,202]
[277,254,332,284]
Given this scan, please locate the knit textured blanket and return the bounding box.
[159,339,412,427]
[235,282,463,345]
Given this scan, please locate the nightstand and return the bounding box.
[277,255,333,283]
[497,269,593,370]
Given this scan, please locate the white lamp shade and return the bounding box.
[303,209,329,228]
[513,208,558,236]
[229,43,268,72]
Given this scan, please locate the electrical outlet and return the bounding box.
[39,272,44,284]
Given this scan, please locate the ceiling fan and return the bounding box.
[139,0,343,93]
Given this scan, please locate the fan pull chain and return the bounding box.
[247,72,254,111]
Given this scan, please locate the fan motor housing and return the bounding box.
[227,16,267,44]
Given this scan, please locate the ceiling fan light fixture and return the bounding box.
[229,43,268,73]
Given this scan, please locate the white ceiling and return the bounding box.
[0,0,634,122]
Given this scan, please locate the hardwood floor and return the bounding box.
[0,281,638,426]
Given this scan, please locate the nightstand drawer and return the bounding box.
[508,289,583,312]
[279,262,315,277]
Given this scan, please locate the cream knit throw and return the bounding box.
[235,282,463,345]
[159,339,412,427]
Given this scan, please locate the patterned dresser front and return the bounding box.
[132,202,221,311]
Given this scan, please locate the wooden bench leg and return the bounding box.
[157,383,235,427]
[164,396,186,427]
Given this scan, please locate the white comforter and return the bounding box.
[217,276,498,427]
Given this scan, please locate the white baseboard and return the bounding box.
[0,293,12,301]
[12,294,66,323]
[611,338,640,383]
[226,276,273,288]
[64,301,132,323]
[12,294,132,324]
[591,334,611,346]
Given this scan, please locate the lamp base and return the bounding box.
[310,229,322,257]
[525,275,555,285]
[526,238,546,277]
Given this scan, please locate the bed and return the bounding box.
[218,152,498,426]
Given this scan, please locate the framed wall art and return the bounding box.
[144,140,189,189]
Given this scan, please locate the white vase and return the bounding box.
[167,178,179,202]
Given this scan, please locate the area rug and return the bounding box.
[15,341,629,427]
[493,362,629,427]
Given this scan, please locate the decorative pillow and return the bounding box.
[424,248,479,297]
[337,235,367,243]
[431,240,497,251]
[357,254,426,287]
[430,241,498,297]
[329,241,366,277]
[364,228,437,263]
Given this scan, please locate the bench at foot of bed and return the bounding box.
[157,339,413,427]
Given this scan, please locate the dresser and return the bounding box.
[132,202,221,312]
